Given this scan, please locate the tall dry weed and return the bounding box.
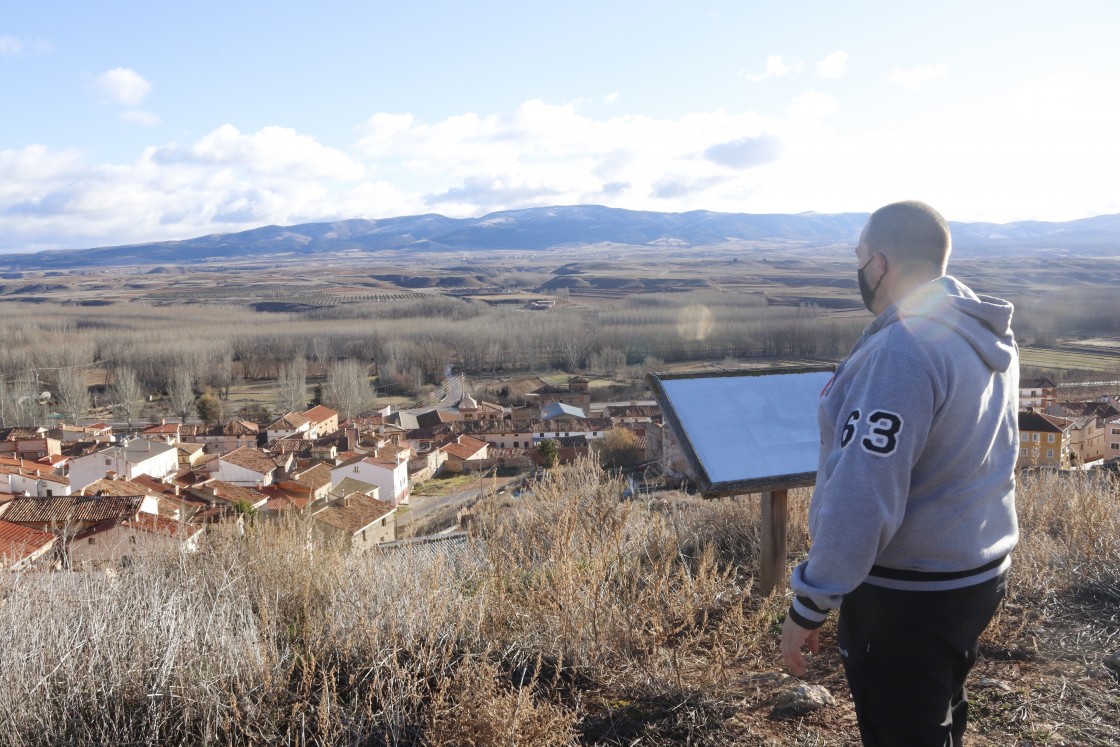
[0,464,1112,745]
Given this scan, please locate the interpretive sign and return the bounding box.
[647,367,833,496]
[647,366,835,590]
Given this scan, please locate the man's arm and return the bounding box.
[780,345,936,671]
[781,613,820,677]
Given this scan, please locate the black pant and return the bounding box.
[837,571,1008,747]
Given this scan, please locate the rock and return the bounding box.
[771,684,836,718]
[1105,649,1120,674]
[974,677,1013,692]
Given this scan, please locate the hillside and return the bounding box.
[3,205,1120,270]
[0,463,1115,745]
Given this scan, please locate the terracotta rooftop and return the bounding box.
[81,477,162,498]
[291,463,334,490]
[1,494,144,526]
[74,512,202,541]
[0,519,56,564]
[303,405,338,423]
[267,412,313,431]
[141,423,180,435]
[312,494,394,534]
[442,436,489,460]
[220,447,287,475]
[198,480,270,506]
[262,483,315,512]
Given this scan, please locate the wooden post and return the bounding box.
[759,489,789,592]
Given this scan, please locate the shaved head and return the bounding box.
[864,200,951,273]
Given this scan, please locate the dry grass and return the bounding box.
[0,463,1116,745]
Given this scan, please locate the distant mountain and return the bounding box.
[2,205,1118,270]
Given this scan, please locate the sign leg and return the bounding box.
[759,489,788,592]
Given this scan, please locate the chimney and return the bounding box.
[343,494,351,507]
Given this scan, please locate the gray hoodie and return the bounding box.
[789,275,1019,630]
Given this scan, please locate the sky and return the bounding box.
[2,0,1118,253]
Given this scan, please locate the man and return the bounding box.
[780,201,1019,746]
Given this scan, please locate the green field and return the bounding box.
[1019,346,1120,373]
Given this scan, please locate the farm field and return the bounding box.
[1019,345,1120,373]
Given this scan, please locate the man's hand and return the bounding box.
[780,614,820,677]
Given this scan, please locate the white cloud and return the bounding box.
[603,91,620,104]
[787,91,838,119]
[355,99,785,215]
[172,124,365,180]
[815,51,848,79]
[0,35,50,57]
[120,110,161,126]
[88,67,152,106]
[888,64,948,91]
[4,77,1120,253]
[741,55,805,83]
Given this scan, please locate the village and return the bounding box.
[0,368,1116,573]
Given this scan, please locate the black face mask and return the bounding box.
[857,254,886,313]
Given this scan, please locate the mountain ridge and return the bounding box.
[3,205,1118,270]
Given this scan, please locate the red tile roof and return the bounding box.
[220,447,287,475]
[0,519,55,564]
[290,463,333,491]
[197,480,269,506]
[267,412,313,430]
[1,494,143,526]
[312,494,394,534]
[303,405,338,423]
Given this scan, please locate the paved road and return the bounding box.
[401,472,522,531]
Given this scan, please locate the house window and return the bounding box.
[1046,449,1054,458]
[1019,433,1027,442]
[1019,448,1027,457]
[1111,443,1119,451]
[1032,433,1040,442]
[1112,428,1120,435]
[353,466,360,472]
[46,489,53,497]
[105,458,112,465]
[362,530,367,542]
[88,538,96,545]
[1047,434,1055,443]
[129,536,137,545]
[513,441,519,448]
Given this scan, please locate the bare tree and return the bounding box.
[276,357,308,414]
[168,368,196,423]
[324,359,373,419]
[1,374,41,427]
[207,352,235,399]
[55,366,92,422]
[111,367,145,426]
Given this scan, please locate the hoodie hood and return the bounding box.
[869,275,1016,373]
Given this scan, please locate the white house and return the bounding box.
[68,513,202,567]
[266,412,313,443]
[302,405,340,439]
[331,448,410,506]
[0,464,71,498]
[214,447,292,488]
[66,438,179,492]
